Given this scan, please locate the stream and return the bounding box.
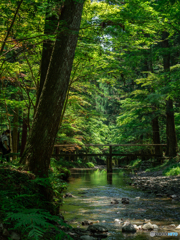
[60,168,180,239]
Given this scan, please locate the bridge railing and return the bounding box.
[0,144,167,173]
[53,144,167,172]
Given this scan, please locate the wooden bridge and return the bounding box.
[0,144,167,173]
[52,144,167,173]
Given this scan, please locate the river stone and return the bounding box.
[87,225,108,233]
[144,219,151,223]
[82,221,93,226]
[133,225,142,230]
[10,232,21,240]
[152,224,158,229]
[142,222,154,230]
[176,225,180,229]
[122,222,136,233]
[170,195,177,199]
[133,224,138,230]
[64,193,74,198]
[135,197,140,200]
[111,199,119,204]
[169,224,176,228]
[122,198,129,204]
[114,219,122,223]
[80,236,96,240]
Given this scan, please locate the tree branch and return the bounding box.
[0,0,24,54]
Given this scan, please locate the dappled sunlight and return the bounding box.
[61,169,180,239]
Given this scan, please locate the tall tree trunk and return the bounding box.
[152,116,162,156]
[20,0,84,214]
[166,98,177,156]
[149,48,162,156]
[20,0,85,176]
[12,107,19,160]
[162,31,177,157]
[35,2,59,113]
[20,113,28,157]
[144,48,162,155]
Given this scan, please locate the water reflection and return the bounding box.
[107,173,112,185]
[61,169,180,240]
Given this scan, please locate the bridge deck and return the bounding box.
[0,144,167,173]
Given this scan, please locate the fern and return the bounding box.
[28,177,52,188]
[27,225,45,240]
[4,208,68,240]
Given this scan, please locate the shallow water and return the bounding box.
[60,168,180,239]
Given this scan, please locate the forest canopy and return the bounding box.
[1,0,180,163]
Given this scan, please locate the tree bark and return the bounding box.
[20,113,28,157]
[152,116,162,156]
[35,2,59,112]
[144,48,162,155]
[162,31,177,157]
[166,98,177,156]
[20,0,85,178]
[12,107,19,160]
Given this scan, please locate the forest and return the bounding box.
[1,0,180,239]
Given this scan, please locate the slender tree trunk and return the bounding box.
[12,107,19,160]
[20,0,85,177]
[0,0,24,54]
[162,31,177,157]
[144,48,162,155]
[20,114,28,158]
[149,49,162,156]
[166,98,177,156]
[18,131,20,152]
[152,116,162,156]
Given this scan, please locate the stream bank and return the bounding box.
[126,164,180,200]
[61,168,180,240]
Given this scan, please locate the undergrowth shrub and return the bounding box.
[0,164,72,240]
[86,162,95,168]
[163,163,180,176]
[3,208,70,240]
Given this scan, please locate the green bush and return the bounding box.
[163,163,180,176]
[86,162,95,168]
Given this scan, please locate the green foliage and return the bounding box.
[0,161,72,240]
[128,158,142,169]
[1,0,180,200]
[4,209,65,240]
[86,161,95,168]
[2,0,180,239]
[163,162,180,176]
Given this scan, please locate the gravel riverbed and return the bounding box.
[128,170,180,199]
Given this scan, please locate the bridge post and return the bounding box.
[107,146,112,173]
